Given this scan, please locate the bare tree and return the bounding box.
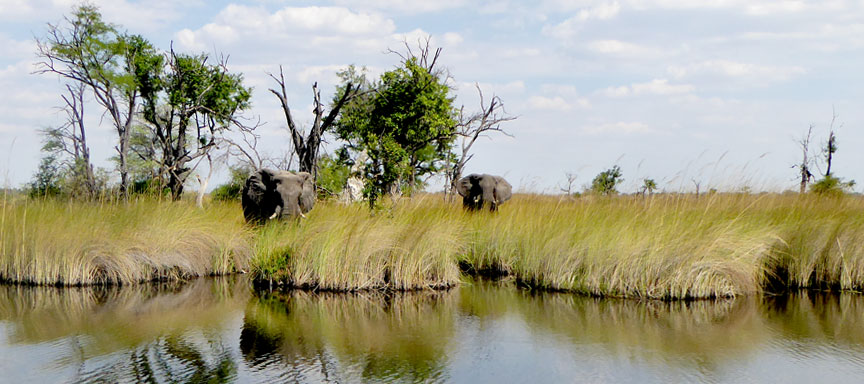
[559,172,578,195]
[823,108,840,177]
[268,66,356,179]
[446,83,516,195]
[794,124,815,194]
[42,83,98,197]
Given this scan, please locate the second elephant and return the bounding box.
[454,174,512,212]
[242,169,315,224]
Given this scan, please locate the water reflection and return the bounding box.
[241,289,455,382]
[1,277,864,383]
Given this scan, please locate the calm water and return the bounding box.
[2,277,864,383]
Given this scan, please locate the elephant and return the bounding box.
[454,174,512,212]
[241,169,315,224]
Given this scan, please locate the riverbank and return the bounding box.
[4,193,864,299]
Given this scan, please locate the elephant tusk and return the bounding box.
[269,206,282,220]
[300,212,307,219]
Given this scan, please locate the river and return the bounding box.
[1,276,864,383]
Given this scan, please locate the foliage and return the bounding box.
[28,155,64,198]
[334,59,457,207]
[810,174,855,196]
[211,165,251,201]
[590,166,624,195]
[316,151,351,199]
[640,178,658,195]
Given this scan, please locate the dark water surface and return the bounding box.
[2,277,864,383]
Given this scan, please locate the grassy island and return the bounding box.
[4,193,864,299]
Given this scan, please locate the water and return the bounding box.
[2,277,864,383]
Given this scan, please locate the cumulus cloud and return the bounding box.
[332,0,467,13]
[175,5,397,51]
[600,79,694,97]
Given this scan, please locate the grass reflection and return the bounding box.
[241,289,457,382]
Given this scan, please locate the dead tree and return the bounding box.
[794,124,815,193]
[43,83,98,197]
[823,109,840,177]
[268,66,355,179]
[446,83,516,195]
[559,172,578,195]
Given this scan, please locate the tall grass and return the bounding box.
[7,192,864,299]
[0,196,250,285]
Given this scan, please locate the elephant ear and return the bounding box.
[493,176,513,203]
[296,172,316,213]
[454,176,472,197]
[244,169,272,206]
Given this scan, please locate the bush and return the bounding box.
[211,165,251,201]
[316,152,350,199]
[811,174,855,196]
[590,165,623,196]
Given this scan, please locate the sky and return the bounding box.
[1,0,863,193]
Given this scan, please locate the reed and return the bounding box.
[7,192,864,299]
[0,196,251,285]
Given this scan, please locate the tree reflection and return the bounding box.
[240,289,456,383]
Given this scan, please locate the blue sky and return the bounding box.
[1,0,863,193]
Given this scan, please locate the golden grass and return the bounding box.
[7,192,864,299]
[0,196,251,285]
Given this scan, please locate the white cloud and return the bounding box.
[582,121,659,135]
[542,1,621,39]
[586,39,665,58]
[600,79,694,97]
[668,60,806,83]
[528,96,590,111]
[332,0,467,13]
[176,5,397,51]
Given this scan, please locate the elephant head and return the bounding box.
[454,174,512,212]
[241,169,315,224]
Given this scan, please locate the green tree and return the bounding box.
[334,51,457,207]
[36,4,140,195]
[136,50,252,200]
[28,154,64,198]
[211,165,251,201]
[590,166,623,196]
[316,151,351,199]
[639,178,657,196]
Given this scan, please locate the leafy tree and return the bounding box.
[639,178,657,196]
[36,4,140,194]
[334,53,457,207]
[211,165,252,201]
[811,174,855,196]
[590,166,623,196]
[28,154,63,198]
[316,151,351,199]
[136,49,252,200]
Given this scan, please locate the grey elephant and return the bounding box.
[242,169,315,224]
[454,174,512,212]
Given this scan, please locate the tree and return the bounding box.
[590,166,623,195]
[268,66,356,179]
[811,109,854,195]
[639,178,657,196]
[36,5,139,195]
[446,83,515,197]
[41,83,98,198]
[28,154,63,198]
[135,48,252,200]
[794,124,815,194]
[334,42,457,207]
